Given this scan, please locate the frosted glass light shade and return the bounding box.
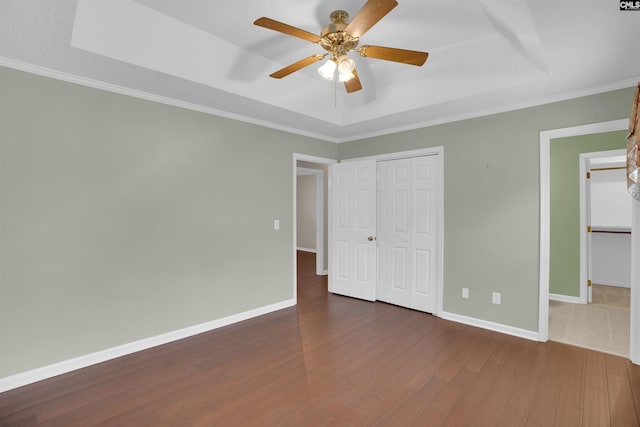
[318,59,336,80]
[337,56,355,74]
[339,72,355,82]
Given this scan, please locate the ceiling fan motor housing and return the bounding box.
[320,10,359,56]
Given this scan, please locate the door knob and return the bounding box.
[368,236,375,241]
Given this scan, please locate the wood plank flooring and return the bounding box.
[1,251,640,426]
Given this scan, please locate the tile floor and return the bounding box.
[549,284,630,357]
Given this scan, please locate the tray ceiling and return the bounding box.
[1,0,639,142]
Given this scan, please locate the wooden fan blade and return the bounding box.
[269,55,325,79]
[254,17,321,44]
[344,68,363,93]
[345,0,398,38]
[359,45,428,66]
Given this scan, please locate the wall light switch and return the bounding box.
[273,220,280,230]
[492,292,501,305]
[462,288,469,299]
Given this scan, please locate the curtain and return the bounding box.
[628,82,640,201]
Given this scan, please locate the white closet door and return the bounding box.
[379,156,439,313]
[411,156,439,313]
[376,163,387,302]
[329,160,377,301]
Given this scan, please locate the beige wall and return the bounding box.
[339,87,636,333]
[297,161,329,272]
[296,174,316,250]
[0,66,338,378]
[1,62,637,380]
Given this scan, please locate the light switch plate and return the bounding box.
[492,292,501,305]
[462,288,469,299]
[273,220,280,230]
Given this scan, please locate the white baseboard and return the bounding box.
[0,299,295,393]
[441,311,540,342]
[296,247,317,253]
[592,280,631,288]
[549,293,583,304]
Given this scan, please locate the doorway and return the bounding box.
[296,166,324,276]
[539,119,639,362]
[292,154,335,302]
[580,150,631,304]
[548,150,632,356]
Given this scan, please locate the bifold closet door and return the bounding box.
[377,156,439,313]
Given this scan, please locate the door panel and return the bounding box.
[355,242,369,283]
[414,189,431,235]
[336,241,349,280]
[387,158,412,307]
[392,246,408,290]
[329,160,377,301]
[411,156,438,311]
[376,164,387,301]
[414,249,430,295]
[393,190,409,233]
[378,155,439,313]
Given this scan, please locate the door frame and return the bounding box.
[341,146,445,317]
[296,167,325,276]
[538,119,630,341]
[293,154,336,302]
[579,149,627,304]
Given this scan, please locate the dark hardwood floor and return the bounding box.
[2,251,640,426]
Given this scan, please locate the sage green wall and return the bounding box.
[0,66,338,378]
[339,88,635,332]
[549,131,627,296]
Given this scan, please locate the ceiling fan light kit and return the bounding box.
[253,0,429,93]
[318,54,356,82]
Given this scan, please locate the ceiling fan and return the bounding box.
[254,0,429,93]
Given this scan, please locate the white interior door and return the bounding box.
[377,156,439,313]
[329,160,377,301]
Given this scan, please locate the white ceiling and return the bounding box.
[1,0,639,142]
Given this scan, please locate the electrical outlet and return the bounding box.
[492,292,501,305]
[462,288,469,299]
[273,219,280,230]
